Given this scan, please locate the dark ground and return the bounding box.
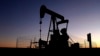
[0,48,100,56]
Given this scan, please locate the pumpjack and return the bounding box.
[39,5,79,49]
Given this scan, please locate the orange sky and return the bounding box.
[0,35,99,48]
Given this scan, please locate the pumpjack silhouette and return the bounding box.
[39,5,80,49]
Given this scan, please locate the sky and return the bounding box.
[0,0,100,48]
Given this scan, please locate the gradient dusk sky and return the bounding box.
[0,0,100,48]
